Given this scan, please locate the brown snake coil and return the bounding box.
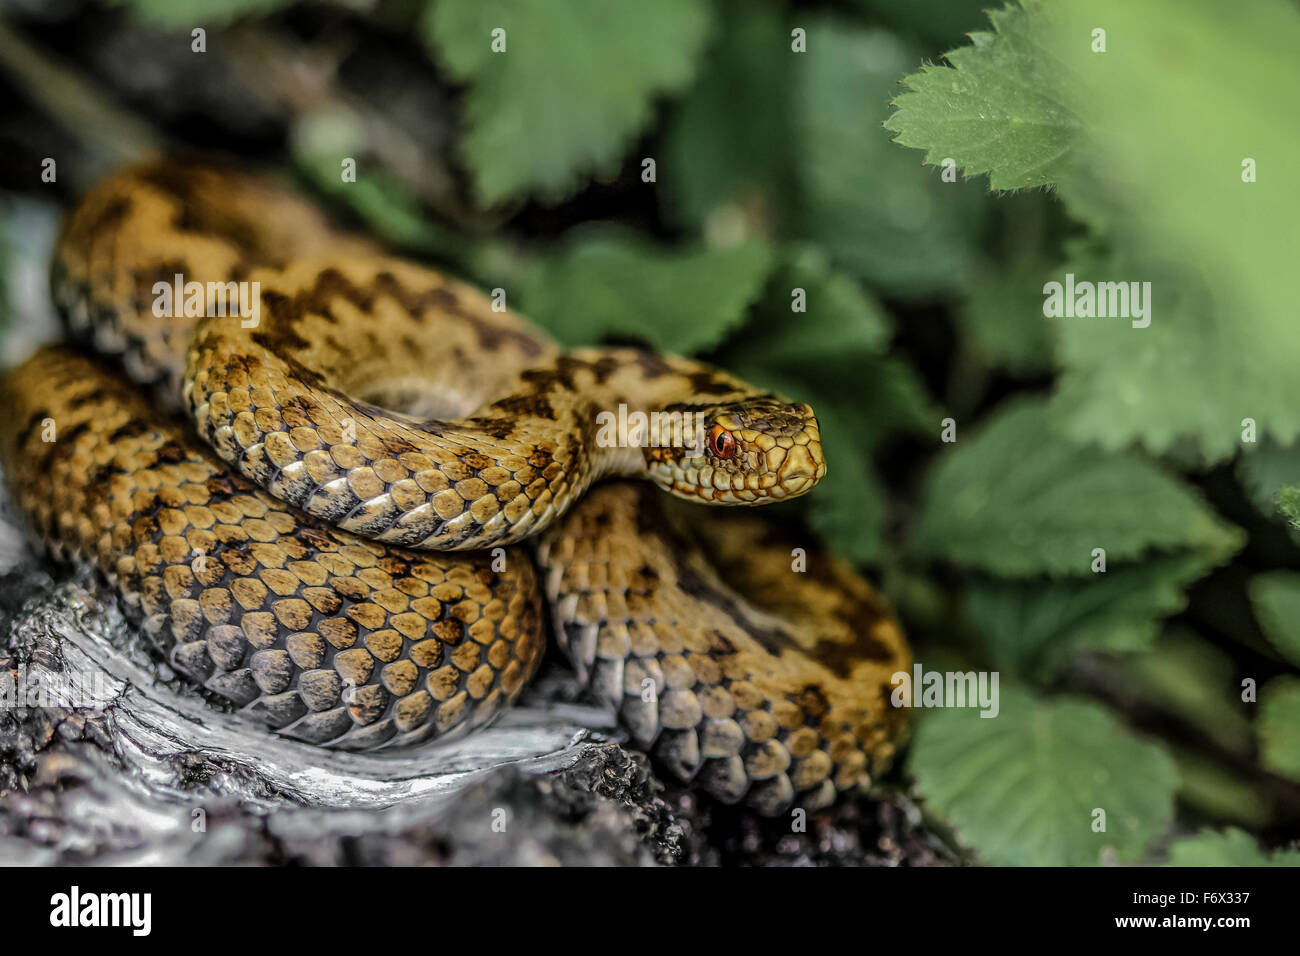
[0,160,910,815]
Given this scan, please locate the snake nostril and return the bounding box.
[784,446,812,473]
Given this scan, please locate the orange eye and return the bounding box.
[709,425,735,459]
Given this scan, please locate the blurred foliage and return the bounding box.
[889,0,1300,462]
[1121,631,1253,757]
[1249,572,1300,669]
[2,0,1299,866]
[1257,676,1300,782]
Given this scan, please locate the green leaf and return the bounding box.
[909,687,1177,865]
[660,0,796,234]
[884,3,1079,190]
[1167,746,1274,830]
[794,22,981,295]
[1167,828,1300,867]
[664,13,983,294]
[116,0,293,24]
[724,245,891,368]
[1248,572,1300,669]
[1048,242,1298,465]
[911,397,1244,577]
[1258,676,1300,782]
[803,403,886,565]
[293,114,476,264]
[518,228,772,352]
[1279,486,1300,529]
[424,0,710,205]
[967,551,1221,680]
[1121,631,1253,757]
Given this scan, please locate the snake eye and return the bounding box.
[709,424,736,459]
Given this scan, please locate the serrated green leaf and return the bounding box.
[884,3,1079,190]
[724,245,891,367]
[424,0,710,205]
[1167,827,1300,867]
[909,687,1177,865]
[967,551,1221,680]
[884,0,1300,462]
[1248,572,1300,669]
[1048,242,1298,465]
[1258,676,1300,782]
[1279,486,1300,528]
[518,228,771,352]
[911,397,1244,577]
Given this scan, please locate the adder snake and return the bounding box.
[0,160,910,814]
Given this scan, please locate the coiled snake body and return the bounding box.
[0,160,909,814]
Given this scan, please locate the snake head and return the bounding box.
[644,397,826,505]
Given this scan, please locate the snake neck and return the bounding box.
[185,293,802,552]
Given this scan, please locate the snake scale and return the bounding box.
[0,159,910,815]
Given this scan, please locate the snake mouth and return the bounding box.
[656,437,827,504]
[778,468,818,497]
